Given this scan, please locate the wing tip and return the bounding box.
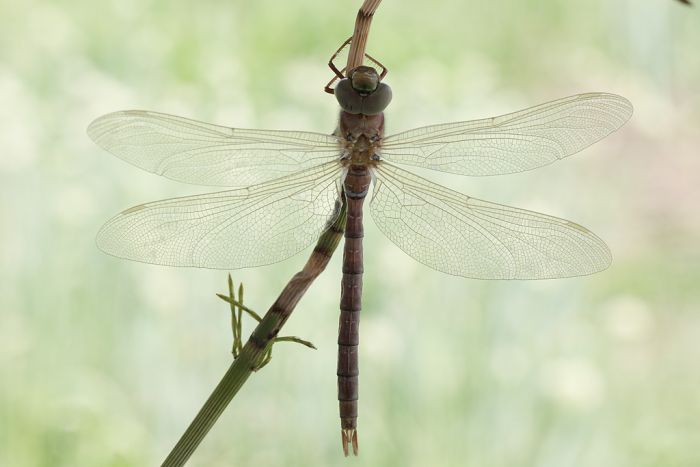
[85,115,105,143]
[609,93,634,123]
[94,219,126,260]
[86,110,152,144]
[578,249,613,278]
[584,92,634,124]
[558,220,613,278]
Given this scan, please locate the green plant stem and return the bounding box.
[160,201,347,467]
[216,294,263,322]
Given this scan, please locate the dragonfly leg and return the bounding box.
[364,52,388,80]
[324,36,353,94]
[324,66,347,95]
[328,36,353,79]
[324,36,388,94]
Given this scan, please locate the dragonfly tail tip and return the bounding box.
[341,428,358,456]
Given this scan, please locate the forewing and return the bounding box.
[96,162,343,268]
[370,163,611,279]
[381,93,632,176]
[88,110,342,186]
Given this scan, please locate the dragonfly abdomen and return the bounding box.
[337,164,371,456]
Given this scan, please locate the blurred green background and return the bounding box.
[1,0,699,466]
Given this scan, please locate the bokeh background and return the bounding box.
[1,0,699,466]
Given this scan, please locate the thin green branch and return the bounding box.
[217,293,263,322]
[219,274,316,369]
[224,275,241,357]
[273,336,317,349]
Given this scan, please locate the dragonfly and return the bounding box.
[88,53,632,456]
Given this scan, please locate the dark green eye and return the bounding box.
[361,82,392,115]
[350,66,379,93]
[335,78,363,114]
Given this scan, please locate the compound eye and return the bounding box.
[334,78,362,114]
[361,82,392,115]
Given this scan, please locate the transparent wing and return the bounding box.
[370,163,611,279]
[96,162,343,268]
[381,93,632,176]
[88,110,342,187]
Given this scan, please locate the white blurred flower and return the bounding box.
[138,268,188,316]
[602,294,654,342]
[540,357,605,410]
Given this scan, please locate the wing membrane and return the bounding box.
[381,93,632,176]
[88,110,342,186]
[370,163,611,279]
[96,162,343,268]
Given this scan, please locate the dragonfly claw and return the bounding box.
[341,428,358,456]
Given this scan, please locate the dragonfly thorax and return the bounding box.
[338,111,384,167]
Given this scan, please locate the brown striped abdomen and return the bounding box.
[338,164,371,456]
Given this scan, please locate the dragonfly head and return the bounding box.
[350,66,380,93]
[335,66,392,116]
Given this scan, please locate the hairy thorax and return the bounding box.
[338,111,385,168]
